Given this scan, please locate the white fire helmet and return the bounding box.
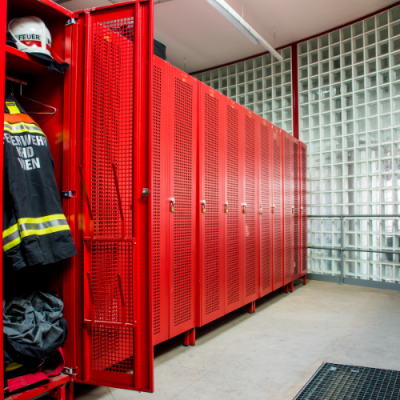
[8,16,53,58]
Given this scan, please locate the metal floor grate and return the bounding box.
[295,363,400,400]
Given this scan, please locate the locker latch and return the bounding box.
[259,205,263,215]
[169,198,175,213]
[292,206,294,214]
[241,203,247,214]
[224,202,229,213]
[62,190,76,198]
[272,205,275,214]
[201,200,206,213]
[65,18,77,26]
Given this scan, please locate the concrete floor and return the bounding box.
[75,280,400,400]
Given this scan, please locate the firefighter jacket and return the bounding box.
[3,96,76,270]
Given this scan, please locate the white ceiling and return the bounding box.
[63,0,397,73]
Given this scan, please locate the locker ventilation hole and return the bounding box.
[294,363,400,400]
[244,116,256,298]
[284,135,293,282]
[301,146,308,275]
[293,143,299,277]
[204,94,220,315]
[173,78,193,327]
[260,124,271,291]
[152,65,162,335]
[273,131,282,286]
[91,18,134,374]
[226,106,240,306]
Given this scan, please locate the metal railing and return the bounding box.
[307,214,400,284]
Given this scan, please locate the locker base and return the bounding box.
[183,328,196,346]
[290,281,294,292]
[285,285,289,293]
[303,275,307,285]
[248,301,256,314]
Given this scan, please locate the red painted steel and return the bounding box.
[224,99,245,314]
[283,131,294,286]
[242,109,259,304]
[300,142,308,277]
[0,0,6,394]
[271,126,284,290]
[197,83,226,326]
[292,136,301,281]
[258,118,273,298]
[151,55,170,346]
[167,64,197,339]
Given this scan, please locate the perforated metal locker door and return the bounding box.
[293,138,301,281]
[197,84,225,327]
[272,126,284,290]
[259,119,273,298]
[168,65,197,339]
[283,131,295,286]
[224,100,244,314]
[151,55,169,346]
[77,2,153,391]
[242,110,258,303]
[300,142,308,277]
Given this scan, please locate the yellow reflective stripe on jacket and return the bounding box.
[19,214,70,238]
[4,122,45,136]
[3,224,21,252]
[18,214,67,225]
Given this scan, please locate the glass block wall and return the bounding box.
[194,47,293,134]
[300,5,400,282]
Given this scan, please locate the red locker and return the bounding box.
[300,142,308,277]
[292,136,301,281]
[151,55,169,345]
[197,83,225,326]
[258,119,273,298]
[272,126,284,291]
[283,131,294,286]
[2,0,154,396]
[224,100,245,314]
[167,65,198,339]
[241,109,259,304]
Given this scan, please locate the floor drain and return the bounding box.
[294,362,400,399]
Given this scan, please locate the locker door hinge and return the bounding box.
[66,18,77,26]
[200,200,206,213]
[224,201,229,213]
[63,367,77,375]
[169,198,175,213]
[292,206,294,214]
[241,203,247,214]
[62,190,76,198]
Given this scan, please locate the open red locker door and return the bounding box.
[197,83,225,327]
[71,1,153,392]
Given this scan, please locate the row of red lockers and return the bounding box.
[150,55,308,346]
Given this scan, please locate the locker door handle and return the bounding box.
[201,200,206,213]
[169,197,175,213]
[259,205,263,215]
[241,203,247,214]
[224,202,229,213]
[272,205,275,214]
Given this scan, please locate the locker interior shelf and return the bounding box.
[5,46,57,78]
[6,375,71,400]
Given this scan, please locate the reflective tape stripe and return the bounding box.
[18,214,70,238]
[18,214,66,225]
[3,236,22,252]
[20,225,70,238]
[19,219,69,233]
[3,224,19,238]
[4,122,45,136]
[3,225,21,252]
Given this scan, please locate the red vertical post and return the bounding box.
[0,0,6,394]
[291,43,299,140]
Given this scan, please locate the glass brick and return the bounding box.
[353,22,363,36]
[246,59,253,70]
[263,54,271,66]
[390,6,400,22]
[274,64,282,74]
[354,36,364,50]
[255,56,262,68]
[366,46,376,60]
[366,60,376,74]
[354,50,364,64]
[228,65,236,75]
[379,41,389,56]
[391,22,400,37]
